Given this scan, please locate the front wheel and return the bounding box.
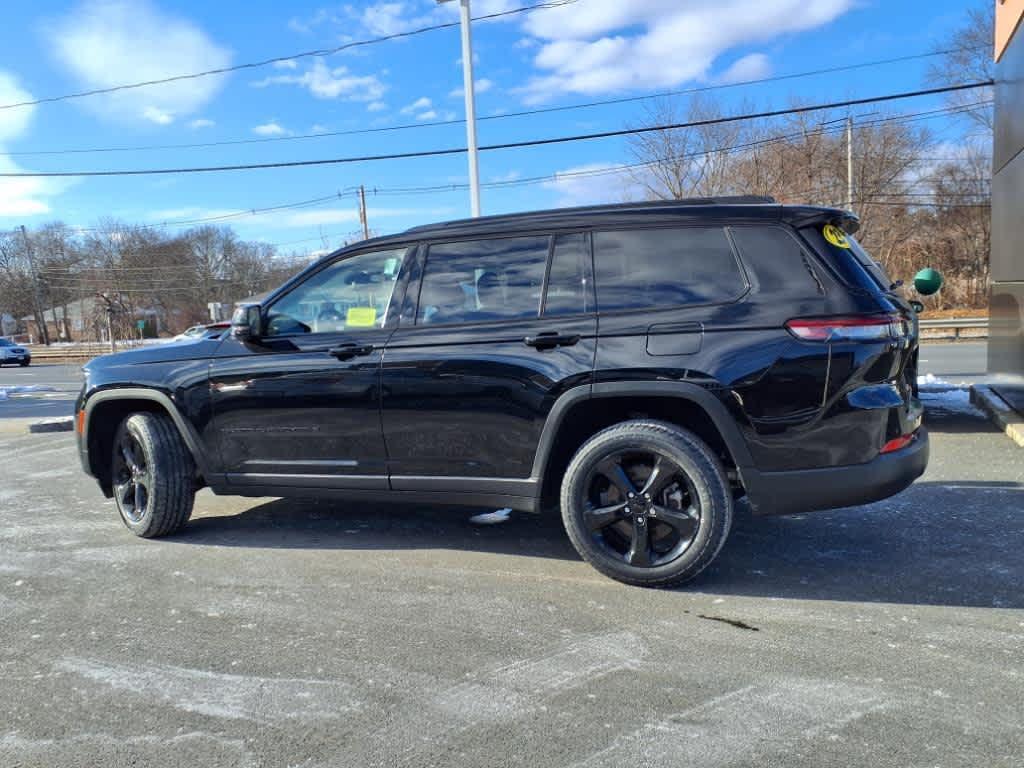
[560,420,733,588]
[19,360,29,367]
[111,412,195,537]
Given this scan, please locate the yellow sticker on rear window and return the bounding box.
[346,307,377,327]
[823,223,851,249]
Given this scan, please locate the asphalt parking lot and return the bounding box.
[1,378,1022,767]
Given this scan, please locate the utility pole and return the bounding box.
[437,0,481,217]
[97,293,117,353]
[358,185,370,240]
[846,115,854,211]
[19,225,50,346]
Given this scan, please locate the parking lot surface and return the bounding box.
[1,388,1021,767]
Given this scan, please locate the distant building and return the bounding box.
[21,297,162,343]
[991,1,1024,406]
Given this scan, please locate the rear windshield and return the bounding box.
[801,224,893,294]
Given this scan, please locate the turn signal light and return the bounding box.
[786,314,905,342]
[76,410,86,435]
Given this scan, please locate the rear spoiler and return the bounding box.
[790,208,860,235]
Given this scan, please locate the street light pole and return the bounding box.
[438,0,481,217]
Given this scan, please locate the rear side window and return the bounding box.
[593,227,744,311]
[417,236,549,325]
[728,226,824,297]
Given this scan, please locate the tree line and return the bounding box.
[0,222,310,342]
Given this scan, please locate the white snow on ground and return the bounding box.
[917,374,984,417]
[0,385,57,401]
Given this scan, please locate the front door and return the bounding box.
[381,232,597,489]
[209,246,411,490]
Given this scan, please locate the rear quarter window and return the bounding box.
[801,226,889,294]
[593,227,745,311]
[728,226,825,297]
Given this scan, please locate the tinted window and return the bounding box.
[417,236,549,325]
[729,226,824,296]
[544,233,592,316]
[265,247,407,336]
[593,227,743,311]
[801,226,888,294]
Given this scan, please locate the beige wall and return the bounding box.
[996,0,1024,61]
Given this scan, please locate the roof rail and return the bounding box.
[403,196,778,233]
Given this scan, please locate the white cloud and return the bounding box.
[252,59,386,102]
[518,0,853,102]
[253,121,288,136]
[416,110,438,121]
[400,97,432,115]
[367,101,388,112]
[284,207,452,228]
[542,163,644,207]
[716,53,771,84]
[46,0,232,124]
[310,123,329,134]
[0,73,71,219]
[449,79,495,99]
[142,106,173,125]
[273,59,298,70]
[188,118,215,129]
[490,170,521,183]
[514,37,538,49]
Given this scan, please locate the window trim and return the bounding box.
[590,223,751,317]
[260,243,415,340]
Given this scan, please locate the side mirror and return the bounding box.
[914,268,943,296]
[231,304,262,341]
[909,300,925,314]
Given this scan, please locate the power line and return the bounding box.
[0,0,579,112]
[4,47,988,158]
[0,82,994,179]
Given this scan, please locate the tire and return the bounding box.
[111,412,195,538]
[19,360,29,367]
[560,419,733,588]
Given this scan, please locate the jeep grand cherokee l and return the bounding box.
[75,198,928,587]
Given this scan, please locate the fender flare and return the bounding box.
[530,380,755,482]
[83,387,213,478]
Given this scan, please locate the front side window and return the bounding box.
[416,236,550,325]
[593,227,744,311]
[264,247,407,336]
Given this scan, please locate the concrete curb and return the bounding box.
[28,416,75,434]
[970,386,1024,448]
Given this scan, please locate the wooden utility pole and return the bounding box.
[358,185,370,240]
[19,225,50,346]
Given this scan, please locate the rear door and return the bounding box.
[380,232,597,488]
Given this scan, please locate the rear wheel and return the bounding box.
[19,360,29,367]
[111,412,195,538]
[560,420,732,588]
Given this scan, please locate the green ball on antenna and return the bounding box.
[914,268,943,296]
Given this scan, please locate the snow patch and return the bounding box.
[469,508,512,525]
[0,385,56,400]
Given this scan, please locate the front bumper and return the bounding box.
[743,428,929,515]
[1,353,29,363]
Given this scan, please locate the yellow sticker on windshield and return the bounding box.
[346,307,377,327]
[823,223,851,249]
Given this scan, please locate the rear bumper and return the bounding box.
[743,428,929,515]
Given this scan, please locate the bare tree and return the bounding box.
[927,1,995,131]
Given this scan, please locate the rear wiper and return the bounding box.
[889,279,904,291]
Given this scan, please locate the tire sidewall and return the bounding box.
[561,423,731,586]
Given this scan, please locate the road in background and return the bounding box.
[917,341,987,384]
[0,363,83,420]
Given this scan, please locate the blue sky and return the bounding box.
[0,0,981,255]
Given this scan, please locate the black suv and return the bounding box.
[75,198,927,587]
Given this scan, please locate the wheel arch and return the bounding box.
[531,381,755,510]
[84,388,210,496]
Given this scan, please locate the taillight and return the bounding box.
[786,314,905,342]
[881,433,915,454]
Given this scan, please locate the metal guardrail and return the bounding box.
[918,317,988,340]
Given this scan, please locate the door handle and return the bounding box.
[329,343,375,360]
[524,332,581,350]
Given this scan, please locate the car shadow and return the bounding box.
[167,395,1019,608]
[169,475,1024,610]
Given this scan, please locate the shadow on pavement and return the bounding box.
[170,476,1023,609]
